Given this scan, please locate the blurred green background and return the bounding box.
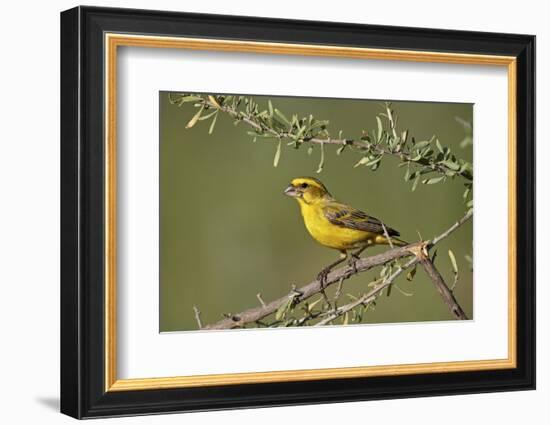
[160,92,473,332]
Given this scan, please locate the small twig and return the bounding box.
[193,305,203,329]
[316,256,418,326]
[295,310,323,326]
[256,293,266,307]
[175,95,473,182]
[431,209,473,246]
[203,243,420,330]
[450,274,459,292]
[315,297,374,326]
[202,210,472,330]
[381,221,395,249]
[419,259,468,320]
[320,288,333,311]
[448,250,460,292]
[333,277,345,309]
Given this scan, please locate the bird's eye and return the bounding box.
[300,183,308,189]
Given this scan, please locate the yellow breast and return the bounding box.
[298,201,375,251]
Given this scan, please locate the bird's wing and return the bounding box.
[323,202,400,236]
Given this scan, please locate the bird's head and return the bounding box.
[284,177,332,204]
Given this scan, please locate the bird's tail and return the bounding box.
[389,237,408,247]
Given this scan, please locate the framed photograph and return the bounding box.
[60,6,535,419]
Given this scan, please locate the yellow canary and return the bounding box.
[284,177,406,282]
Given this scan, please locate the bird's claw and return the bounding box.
[289,286,303,302]
[348,254,360,273]
[317,269,330,288]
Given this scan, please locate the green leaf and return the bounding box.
[274,108,290,126]
[273,139,282,167]
[275,298,292,321]
[422,176,445,185]
[354,156,370,168]
[185,106,204,129]
[275,305,285,321]
[365,157,382,167]
[198,110,218,121]
[295,125,306,140]
[370,159,381,171]
[316,142,325,173]
[464,254,473,270]
[404,166,410,181]
[393,284,414,297]
[307,146,314,155]
[336,144,346,155]
[308,297,323,311]
[208,112,218,134]
[406,266,417,281]
[410,153,422,162]
[342,312,349,325]
[207,95,221,109]
[466,199,474,208]
[411,175,420,191]
[376,116,383,142]
[406,170,419,182]
[460,137,473,148]
[268,100,274,117]
[448,249,458,274]
[441,160,461,171]
[412,140,431,151]
[308,120,329,132]
[176,95,203,104]
[367,277,383,288]
[421,148,434,158]
[435,138,444,153]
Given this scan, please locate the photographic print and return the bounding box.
[160,92,473,332]
[61,9,535,417]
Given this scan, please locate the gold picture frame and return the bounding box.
[104,33,517,392]
[61,6,535,419]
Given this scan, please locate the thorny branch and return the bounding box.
[169,95,474,329]
[202,209,472,330]
[315,256,419,326]
[420,256,468,319]
[193,305,203,329]
[169,94,474,184]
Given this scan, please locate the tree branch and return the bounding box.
[171,94,473,182]
[202,210,472,330]
[430,208,473,246]
[192,305,203,329]
[315,256,419,326]
[419,259,468,320]
[202,243,421,330]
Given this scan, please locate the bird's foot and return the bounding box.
[317,268,330,289]
[316,270,333,309]
[289,285,303,302]
[348,254,360,273]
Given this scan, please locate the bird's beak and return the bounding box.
[284,185,299,198]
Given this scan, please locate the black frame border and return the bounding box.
[60,6,535,419]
